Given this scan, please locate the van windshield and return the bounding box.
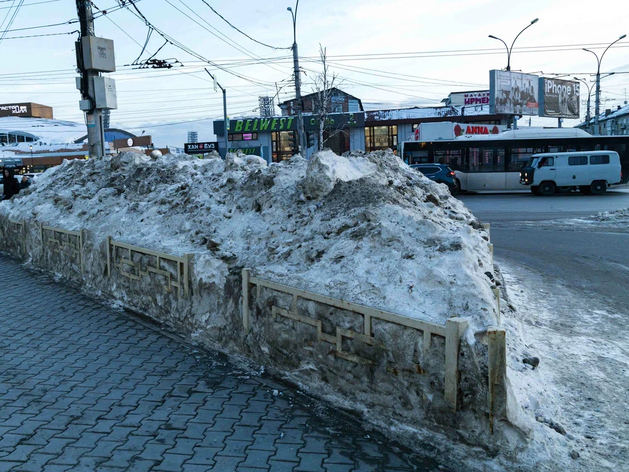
[526,157,539,168]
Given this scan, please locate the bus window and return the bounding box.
[434,150,464,170]
[469,147,481,172]
[508,147,544,171]
[474,148,506,172]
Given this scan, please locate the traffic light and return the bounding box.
[307,132,315,148]
[287,131,298,153]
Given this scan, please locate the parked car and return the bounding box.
[410,163,459,194]
[519,151,622,196]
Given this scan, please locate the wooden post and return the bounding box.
[242,268,250,333]
[492,287,501,324]
[482,222,491,240]
[106,236,111,278]
[444,317,468,411]
[183,254,192,298]
[487,328,506,434]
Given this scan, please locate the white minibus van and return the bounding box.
[519,151,622,195]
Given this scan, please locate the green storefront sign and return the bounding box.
[214,113,365,135]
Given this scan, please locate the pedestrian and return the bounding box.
[2,168,20,200]
[19,175,31,190]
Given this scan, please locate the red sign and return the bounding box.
[454,124,500,137]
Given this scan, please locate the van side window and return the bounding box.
[590,155,610,165]
[568,156,588,166]
[539,157,554,167]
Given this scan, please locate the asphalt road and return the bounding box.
[460,189,629,313]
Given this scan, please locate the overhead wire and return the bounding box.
[198,0,289,51]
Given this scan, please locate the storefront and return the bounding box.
[214,112,365,161]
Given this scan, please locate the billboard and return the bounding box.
[539,78,580,119]
[448,91,490,107]
[490,70,539,115]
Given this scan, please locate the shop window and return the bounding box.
[365,125,398,152]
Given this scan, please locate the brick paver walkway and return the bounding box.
[0,255,448,472]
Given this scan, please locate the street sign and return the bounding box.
[184,142,219,154]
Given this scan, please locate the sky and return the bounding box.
[0,0,628,147]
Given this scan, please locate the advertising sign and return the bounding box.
[184,142,218,154]
[448,91,490,107]
[214,113,365,135]
[229,147,261,155]
[490,70,539,115]
[539,78,580,119]
[304,112,364,131]
[0,103,29,117]
[413,122,506,141]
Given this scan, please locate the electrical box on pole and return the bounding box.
[81,36,116,72]
[93,77,118,109]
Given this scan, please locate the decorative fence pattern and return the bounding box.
[107,237,192,299]
[4,219,26,255]
[242,269,469,411]
[40,223,84,273]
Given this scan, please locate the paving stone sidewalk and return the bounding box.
[0,255,448,472]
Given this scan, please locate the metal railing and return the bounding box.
[242,269,468,411]
[107,237,192,299]
[40,223,84,273]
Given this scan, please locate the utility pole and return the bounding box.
[205,69,229,158]
[76,0,105,158]
[288,1,307,156]
[583,34,626,135]
[574,77,593,132]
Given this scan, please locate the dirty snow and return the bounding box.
[1,149,498,335]
[497,262,629,472]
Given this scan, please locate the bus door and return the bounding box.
[466,147,507,190]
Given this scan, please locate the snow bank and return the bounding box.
[0,149,515,461]
[2,149,497,332]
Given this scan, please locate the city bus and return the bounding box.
[399,128,629,191]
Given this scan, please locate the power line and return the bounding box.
[1,30,77,40]
[0,0,25,47]
[0,0,58,9]
[198,0,289,51]
[120,0,277,89]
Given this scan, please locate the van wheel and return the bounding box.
[538,181,556,196]
[531,186,541,195]
[579,186,592,195]
[590,181,607,195]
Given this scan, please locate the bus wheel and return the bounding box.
[531,186,541,195]
[580,186,592,195]
[539,181,556,196]
[590,181,607,195]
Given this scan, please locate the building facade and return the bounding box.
[213,88,514,161]
[577,104,629,136]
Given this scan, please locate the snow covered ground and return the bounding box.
[498,260,629,472]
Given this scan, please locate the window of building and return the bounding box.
[229,133,258,142]
[569,156,588,166]
[271,131,296,162]
[590,155,610,165]
[365,125,397,152]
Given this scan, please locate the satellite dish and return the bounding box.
[127,138,133,147]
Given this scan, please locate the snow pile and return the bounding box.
[1,149,498,332]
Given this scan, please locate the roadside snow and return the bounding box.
[498,261,629,472]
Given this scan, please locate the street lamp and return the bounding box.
[489,18,539,71]
[29,144,33,170]
[574,77,594,128]
[287,1,306,155]
[583,34,626,135]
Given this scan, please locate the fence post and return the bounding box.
[106,236,111,278]
[492,287,501,324]
[242,268,250,333]
[482,222,491,240]
[444,317,468,411]
[183,254,192,298]
[487,328,507,434]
